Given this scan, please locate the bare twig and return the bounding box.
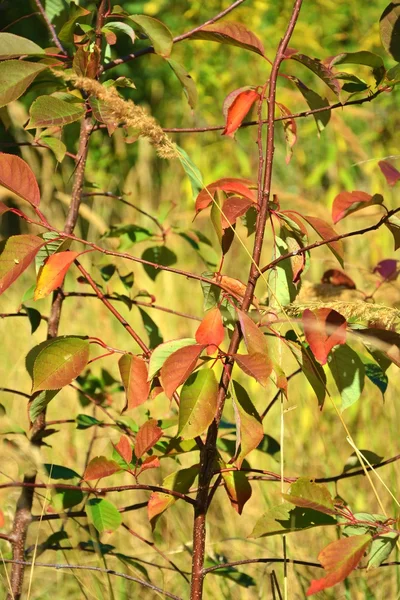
[33,0,66,54]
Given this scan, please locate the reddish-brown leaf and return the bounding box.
[195,307,224,355]
[0,235,43,295]
[303,308,347,365]
[195,177,256,213]
[0,152,41,207]
[0,509,4,528]
[332,191,384,224]
[218,274,260,308]
[137,455,160,476]
[277,102,297,164]
[114,435,132,465]
[307,534,371,596]
[237,309,268,354]
[83,456,121,481]
[190,22,265,57]
[302,215,344,266]
[373,259,398,280]
[321,269,356,289]
[378,160,400,187]
[222,88,260,137]
[285,235,305,282]
[221,196,254,228]
[147,466,199,529]
[134,418,162,459]
[221,469,252,514]
[34,251,79,300]
[119,354,150,411]
[233,352,272,386]
[160,343,205,399]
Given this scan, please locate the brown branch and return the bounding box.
[2,560,182,600]
[261,369,302,420]
[0,388,31,399]
[31,502,148,522]
[0,311,48,322]
[102,0,248,72]
[32,0,66,54]
[0,141,77,160]
[203,557,322,574]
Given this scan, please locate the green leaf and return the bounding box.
[148,465,198,529]
[364,361,388,395]
[43,464,80,480]
[35,232,70,273]
[119,271,134,290]
[293,78,330,133]
[141,246,177,280]
[0,33,44,60]
[30,390,59,421]
[176,146,203,199]
[103,224,153,249]
[204,558,255,587]
[221,469,252,514]
[148,338,196,379]
[250,502,337,538]
[268,236,298,308]
[128,15,173,57]
[232,380,264,468]
[26,96,85,129]
[328,344,365,411]
[138,307,163,348]
[385,215,400,250]
[256,434,281,461]
[367,532,398,569]
[44,0,66,23]
[52,489,83,512]
[282,478,336,515]
[289,53,340,95]
[86,498,122,533]
[31,336,90,392]
[99,264,116,281]
[330,51,385,86]
[0,61,47,108]
[102,21,136,44]
[288,341,327,408]
[58,5,91,44]
[178,369,218,439]
[40,137,67,162]
[342,450,383,473]
[380,3,400,62]
[76,414,103,429]
[23,306,42,334]
[167,59,198,109]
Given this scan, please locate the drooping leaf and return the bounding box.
[114,435,133,465]
[141,246,177,280]
[293,78,330,133]
[288,340,327,408]
[86,498,122,533]
[222,88,259,137]
[147,465,198,529]
[380,3,400,62]
[190,22,265,57]
[195,177,256,214]
[58,5,91,44]
[221,468,252,514]
[118,354,150,411]
[128,15,173,57]
[307,534,371,596]
[26,96,86,129]
[83,456,121,481]
[289,52,341,95]
[0,235,43,295]
[332,191,384,224]
[34,251,79,300]
[195,307,224,355]
[30,390,59,421]
[102,21,136,44]
[343,450,383,473]
[328,344,365,410]
[321,269,356,289]
[89,97,119,134]
[364,361,389,395]
[148,338,197,380]
[302,215,344,267]
[160,343,205,399]
[40,136,67,162]
[303,308,347,365]
[138,308,163,349]
[134,419,162,458]
[167,59,198,109]
[329,51,385,86]
[282,478,336,515]
[237,309,268,354]
[31,336,90,392]
[221,196,254,228]
[378,159,400,186]
[251,502,337,538]
[35,232,70,272]
[373,258,398,280]
[0,61,47,108]
[176,145,204,199]
[0,153,41,207]
[277,102,297,164]
[232,380,264,468]
[233,352,272,387]
[178,369,218,439]
[356,327,400,367]
[24,306,42,334]
[0,33,44,59]
[268,236,299,308]
[367,532,398,569]
[385,215,400,250]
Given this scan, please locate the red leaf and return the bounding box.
[332,191,384,224]
[222,88,260,137]
[0,152,40,207]
[302,215,344,266]
[303,308,347,365]
[114,435,132,464]
[0,509,4,528]
[321,269,356,289]
[119,354,150,411]
[233,352,272,386]
[378,160,400,187]
[195,177,256,213]
[137,455,160,476]
[83,456,121,481]
[0,235,44,296]
[34,251,79,300]
[279,210,309,239]
[0,202,11,215]
[195,307,224,355]
[190,22,265,57]
[134,418,162,459]
[277,102,297,164]
[307,534,371,596]
[221,196,254,228]
[237,309,268,354]
[160,343,205,399]
[221,469,252,514]
[373,259,398,280]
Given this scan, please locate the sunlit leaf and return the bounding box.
[277,102,297,164]
[282,478,336,515]
[195,307,224,355]
[302,215,344,267]
[148,338,197,380]
[86,498,122,533]
[84,456,121,481]
[147,466,198,529]
[232,380,263,468]
[167,59,198,109]
[40,136,67,162]
[26,96,85,129]
[160,343,205,399]
[196,177,256,213]
[328,344,365,410]
[34,251,79,300]
[385,215,400,250]
[289,52,341,95]
[237,309,268,355]
[0,235,43,295]
[0,61,47,108]
[251,502,337,538]
[176,145,204,199]
[58,5,91,44]
[134,419,162,458]
[31,336,90,392]
[380,3,400,62]
[367,532,398,569]
[233,352,272,387]
[102,21,136,44]
[330,51,385,86]
[303,308,347,365]
[293,78,330,133]
[332,191,384,224]
[378,159,400,186]
[114,435,133,465]
[178,369,218,439]
[119,354,150,411]
[222,88,259,137]
[128,15,173,57]
[0,153,41,207]
[190,22,265,57]
[0,33,44,60]
[221,468,252,514]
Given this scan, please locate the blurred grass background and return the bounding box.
[1,0,400,598]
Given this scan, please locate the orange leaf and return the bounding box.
[218,274,260,308]
[195,307,224,355]
[307,534,371,596]
[119,354,150,411]
[221,468,252,514]
[160,343,205,399]
[113,435,132,464]
[195,177,256,213]
[221,196,255,228]
[233,352,272,386]
[0,152,40,207]
[237,309,268,354]
[134,419,162,459]
[0,235,43,295]
[321,269,356,289]
[332,191,383,224]
[302,215,344,266]
[303,308,347,365]
[222,88,260,137]
[34,251,79,300]
[83,456,121,481]
[137,455,160,476]
[0,509,4,528]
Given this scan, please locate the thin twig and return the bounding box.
[33,0,66,54]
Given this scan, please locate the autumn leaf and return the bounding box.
[83,456,121,481]
[0,235,43,295]
[378,160,400,186]
[34,251,79,300]
[0,152,41,207]
[234,352,272,386]
[321,269,356,289]
[195,177,256,213]
[222,88,260,137]
[134,419,163,458]
[221,196,255,228]
[237,309,268,354]
[119,354,150,411]
[221,468,252,514]
[332,191,384,224]
[160,343,205,399]
[195,307,224,355]
[113,435,133,465]
[303,308,347,365]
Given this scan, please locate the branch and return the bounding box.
[0,311,48,322]
[31,502,148,522]
[0,388,31,399]
[32,0,66,54]
[102,0,248,72]
[203,557,322,574]
[2,560,182,600]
